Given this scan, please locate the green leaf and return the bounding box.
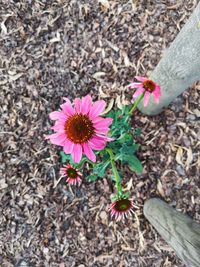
[106,106,132,140]
[122,154,143,174]
[120,143,139,156]
[60,151,71,163]
[86,174,98,181]
[134,128,142,137]
[117,133,132,144]
[93,160,111,178]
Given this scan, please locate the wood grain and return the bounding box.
[138,2,200,115]
[144,198,200,267]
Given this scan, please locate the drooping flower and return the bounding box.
[46,95,113,163]
[129,76,161,106]
[60,164,82,186]
[109,197,134,220]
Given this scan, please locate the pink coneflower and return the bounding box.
[46,95,113,163]
[109,197,134,220]
[129,76,161,106]
[60,164,82,186]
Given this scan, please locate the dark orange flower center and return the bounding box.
[64,114,95,144]
[143,80,155,92]
[115,198,132,212]
[66,168,78,179]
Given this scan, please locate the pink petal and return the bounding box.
[81,95,92,115]
[96,134,114,142]
[49,111,66,121]
[92,117,105,123]
[74,98,82,113]
[83,143,96,162]
[89,100,106,119]
[135,76,147,82]
[94,118,112,134]
[63,139,74,154]
[143,92,151,107]
[51,122,65,132]
[153,86,161,103]
[133,87,145,98]
[89,136,106,150]
[72,144,82,163]
[47,133,66,145]
[95,127,109,134]
[61,98,75,116]
[94,117,113,128]
[129,82,143,88]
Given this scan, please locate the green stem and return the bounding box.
[128,93,144,115]
[106,148,122,196]
[76,158,95,169]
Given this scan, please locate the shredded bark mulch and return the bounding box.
[1,1,199,266]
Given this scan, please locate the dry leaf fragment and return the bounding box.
[123,178,133,191]
[1,21,7,35]
[157,179,165,197]
[92,72,106,79]
[121,50,132,67]
[101,98,114,115]
[98,0,110,9]
[49,32,60,43]
[105,40,119,52]
[193,109,200,117]
[116,95,123,109]
[0,79,7,85]
[176,147,184,166]
[9,73,24,81]
[185,147,193,170]
[0,179,8,190]
[99,87,109,98]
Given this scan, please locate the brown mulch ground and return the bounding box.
[1,1,200,266]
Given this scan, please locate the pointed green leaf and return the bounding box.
[123,155,143,174]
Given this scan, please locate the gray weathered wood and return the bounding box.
[138,2,200,115]
[144,198,200,267]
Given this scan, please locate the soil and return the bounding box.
[0,1,200,267]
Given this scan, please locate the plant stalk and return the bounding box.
[106,148,122,196]
[128,93,144,115]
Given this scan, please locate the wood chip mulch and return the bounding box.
[1,1,199,266]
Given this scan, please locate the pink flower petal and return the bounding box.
[129,82,143,88]
[81,95,92,115]
[63,139,74,154]
[95,127,109,134]
[89,100,106,119]
[61,98,75,116]
[83,143,96,162]
[133,87,145,98]
[94,117,113,128]
[74,98,82,113]
[153,86,161,103]
[143,92,151,107]
[89,136,106,150]
[105,136,115,141]
[72,144,82,163]
[49,111,66,121]
[92,117,104,123]
[135,76,147,82]
[47,133,66,145]
[51,122,65,132]
[96,134,114,142]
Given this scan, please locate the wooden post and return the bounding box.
[138,2,200,115]
[144,198,200,267]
